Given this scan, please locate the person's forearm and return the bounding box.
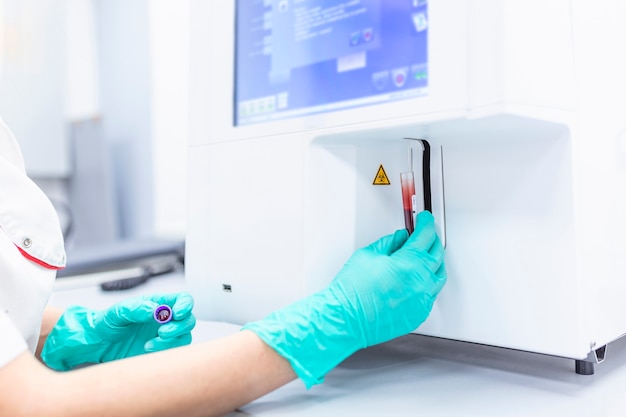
[36,306,64,360]
[2,330,296,417]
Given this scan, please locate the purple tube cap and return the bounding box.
[154,305,173,324]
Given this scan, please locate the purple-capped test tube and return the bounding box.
[154,305,173,324]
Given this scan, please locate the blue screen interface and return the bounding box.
[235,0,428,126]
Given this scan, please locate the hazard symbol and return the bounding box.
[373,164,391,185]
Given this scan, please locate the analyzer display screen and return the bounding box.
[235,0,428,126]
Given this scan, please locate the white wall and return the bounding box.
[149,0,189,239]
[65,0,99,121]
[0,0,69,177]
[1,0,189,241]
[94,0,190,240]
[95,0,154,239]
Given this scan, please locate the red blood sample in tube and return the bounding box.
[400,172,416,234]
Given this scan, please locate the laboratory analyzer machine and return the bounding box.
[186,0,626,374]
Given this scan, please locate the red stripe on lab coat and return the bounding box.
[16,246,64,270]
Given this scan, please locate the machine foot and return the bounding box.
[575,360,594,375]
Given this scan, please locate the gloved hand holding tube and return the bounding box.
[243,210,446,388]
[41,292,196,371]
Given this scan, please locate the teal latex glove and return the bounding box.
[243,211,446,388]
[42,292,196,371]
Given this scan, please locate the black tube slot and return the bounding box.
[420,139,432,213]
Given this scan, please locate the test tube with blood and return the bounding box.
[154,305,173,324]
[400,143,420,234]
[400,171,416,234]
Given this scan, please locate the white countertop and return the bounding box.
[50,272,626,416]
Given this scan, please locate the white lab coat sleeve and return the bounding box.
[0,116,65,367]
[0,159,66,269]
[0,117,65,269]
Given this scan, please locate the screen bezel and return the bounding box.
[189,0,469,146]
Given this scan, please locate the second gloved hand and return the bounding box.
[41,292,196,371]
[243,211,446,388]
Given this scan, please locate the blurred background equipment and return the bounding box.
[0,0,190,288]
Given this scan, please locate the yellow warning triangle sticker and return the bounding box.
[373,164,391,185]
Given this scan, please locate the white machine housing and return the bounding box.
[186,0,626,364]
